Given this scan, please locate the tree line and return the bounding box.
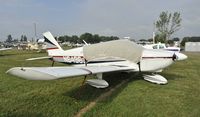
[58,32,119,44]
[181,37,200,46]
[5,34,28,43]
[4,33,119,44]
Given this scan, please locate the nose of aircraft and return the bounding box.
[175,52,188,61]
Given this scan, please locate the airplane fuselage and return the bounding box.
[48,47,176,72]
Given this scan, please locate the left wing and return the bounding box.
[0,48,12,51]
[7,65,136,80]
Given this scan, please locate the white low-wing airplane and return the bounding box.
[6,32,187,88]
[143,42,181,52]
[0,48,12,51]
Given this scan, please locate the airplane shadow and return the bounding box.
[65,71,185,102]
[65,72,141,101]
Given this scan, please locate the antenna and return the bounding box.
[34,23,37,42]
[153,21,156,44]
[153,32,155,44]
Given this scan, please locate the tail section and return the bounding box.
[42,31,84,64]
[43,31,64,56]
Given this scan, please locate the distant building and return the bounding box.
[185,42,200,52]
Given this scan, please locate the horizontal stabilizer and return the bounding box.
[26,56,51,61]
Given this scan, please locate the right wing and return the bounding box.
[7,65,136,80]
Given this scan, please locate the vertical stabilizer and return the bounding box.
[43,31,63,50]
[43,31,64,56]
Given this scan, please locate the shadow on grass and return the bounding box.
[161,72,187,80]
[0,53,16,57]
[65,71,186,102]
[65,72,142,102]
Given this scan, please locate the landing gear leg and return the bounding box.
[51,61,55,67]
[82,75,87,86]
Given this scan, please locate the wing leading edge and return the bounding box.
[7,65,135,80]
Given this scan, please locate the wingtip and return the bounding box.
[6,67,57,80]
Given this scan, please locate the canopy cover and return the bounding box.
[83,40,144,63]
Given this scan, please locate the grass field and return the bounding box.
[0,50,200,117]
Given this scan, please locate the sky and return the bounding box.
[0,0,200,41]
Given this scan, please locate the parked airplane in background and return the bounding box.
[0,48,12,51]
[7,32,187,88]
[143,42,181,52]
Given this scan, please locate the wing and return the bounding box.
[7,64,137,80]
[0,48,12,51]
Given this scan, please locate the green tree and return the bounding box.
[180,37,200,46]
[20,35,28,42]
[93,34,100,43]
[109,36,119,41]
[147,38,153,42]
[173,37,180,41]
[139,39,147,42]
[71,35,79,43]
[80,33,93,43]
[24,35,27,42]
[58,36,65,43]
[167,39,174,46]
[20,35,24,42]
[13,39,18,42]
[156,11,182,42]
[6,35,12,42]
[58,33,119,45]
[181,37,189,46]
[155,33,166,43]
[64,35,72,43]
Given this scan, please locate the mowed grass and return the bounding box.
[0,50,107,117]
[84,52,200,117]
[0,50,200,117]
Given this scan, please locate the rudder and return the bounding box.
[43,31,64,56]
